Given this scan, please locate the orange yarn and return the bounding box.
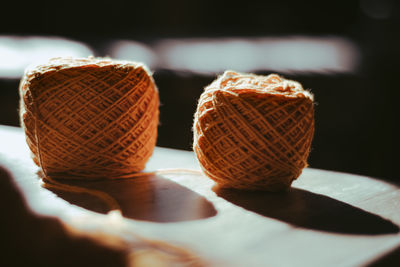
[17,57,208,266]
[193,71,314,191]
[19,57,159,181]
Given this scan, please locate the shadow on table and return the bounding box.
[213,186,399,235]
[46,174,217,223]
[369,245,400,267]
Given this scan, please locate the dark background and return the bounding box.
[0,0,399,182]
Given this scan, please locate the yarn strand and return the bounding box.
[19,57,207,266]
[41,175,121,211]
[193,71,314,191]
[20,57,159,179]
[40,168,203,212]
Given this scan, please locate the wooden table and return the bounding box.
[1,125,399,266]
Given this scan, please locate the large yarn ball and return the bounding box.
[193,71,314,191]
[19,57,159,179]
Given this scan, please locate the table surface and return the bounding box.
[1,125,399,267]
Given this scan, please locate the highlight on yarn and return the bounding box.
[193,71,315,191]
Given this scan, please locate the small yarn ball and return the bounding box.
[19,57,159,179]
[193,71,314,191]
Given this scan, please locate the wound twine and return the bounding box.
[19,57,205,266]
[19,57,160,208]
[193,71,315,191]
[20,57,159,180]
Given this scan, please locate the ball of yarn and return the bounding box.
[193,71,314,191]
[19,57,159,179]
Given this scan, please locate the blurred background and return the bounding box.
[0,0,398,182]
